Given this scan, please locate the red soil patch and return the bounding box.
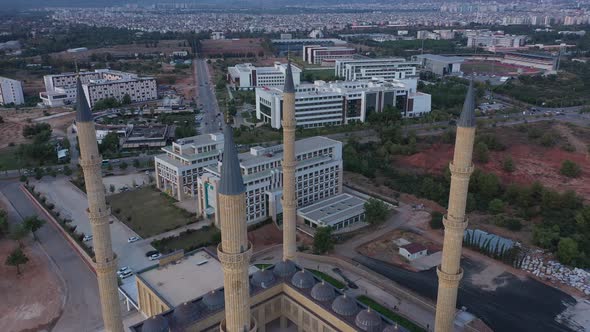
[248,223,282,251]
[396,142,590,200]
[0,240,64,332]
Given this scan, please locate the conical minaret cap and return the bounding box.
[75,76,93,122]
[283,60,295,93]
[457,79,476,128]
[218,124,246,195]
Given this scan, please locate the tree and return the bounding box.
[109,184,116,193]
[63,166,72,176]
[119,161,128,170]
[313,227,334,254]
[560,160,581,178]
[502,156,515,172]
[474,142,489,163]
[429,211,444,229]
[121,94,132,105]
[0,210,8,238]
[133,159,140,168]
[23,216,45,241]
[99,132,119,155]
[5,247,29,275]
[364,198,389,225]
[557,237,579,266]
[488,199,505,215]
[10,224,29,246]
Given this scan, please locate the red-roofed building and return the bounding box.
[399,243,428,261]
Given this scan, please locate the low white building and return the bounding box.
[41,69,157,108]
[335,58,420,82]
[297,193,367,231]
[227,62,302,90]
[0,76,24,105]
[256,79,431,129]
[399,243,428,261]
[413,54,464,76]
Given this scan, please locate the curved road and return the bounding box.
[0,180,103,332]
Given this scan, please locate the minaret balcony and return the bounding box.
[449,162,474,176]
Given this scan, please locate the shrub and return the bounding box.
[19,175,27,182]
[488,199,505,214]
[502,156,515,173]
[429,211,444,229]
[560,160,581,178]
[114,208,121,214]
[474,142,489,163]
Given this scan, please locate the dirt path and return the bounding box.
[555,123,588,156]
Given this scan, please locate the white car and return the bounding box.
[149,253,162,261]
[127,236,140,243]
[83,235,93,242]
[117,266,131,276]
[120,271,134,279]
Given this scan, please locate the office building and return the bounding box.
[466,33,526,48]
[196,136,343,225]
[154,133,225,202]
[227,62,302,90]
[303,45,356,65]
[335,58,420,82]
[271,38,347,56]
[414,54,464,76]
[41,69,157,108]
[255,79,431,129]
[0,76,24,105]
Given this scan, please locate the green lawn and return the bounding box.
[0,146,24,170]
[308,269,346,289]
[106,187,196,238]
[302,69,339,82]
[151,226,220,254]
[356,295,426,332]
[255,263,273,270]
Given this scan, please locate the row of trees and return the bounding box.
[2,209,45,276]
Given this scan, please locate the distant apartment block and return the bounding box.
[303,45,356,65]
[334,58,420,82]
[255,79,431,129]
[41,69,157,108]
[154,133,225,201]
[197,136,343,225]
[414,54,464,76]
[0,76,24,105]
[227,62,302,90]
[417,30,456,40]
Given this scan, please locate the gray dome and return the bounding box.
[331,294,358,316]
[202,290,224,311]
[355,308,382,331]
[251,269,276,289]
[311,281,336,302]
[291,269,316,289]
[172,301,200,328]
[273,259,296,277]
[142,315,169,332]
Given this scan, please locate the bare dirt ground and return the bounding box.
[396,122,590,200]
[200,38,266,57]
[248,223,283,252]
[50,40,191,62]
[0,108,74,148]
[0,240,64,332]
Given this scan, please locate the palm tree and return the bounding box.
[5,247,29,275]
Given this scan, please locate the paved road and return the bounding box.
[0,180,103,332]
[194,57,223,134]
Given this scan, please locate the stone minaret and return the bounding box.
[435,81,477,332]
[75,77,124,332]
[282,60,297,261]
[217,125,257,332]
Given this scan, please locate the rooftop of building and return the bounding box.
[175,132,224,148]
[136,249,225,307]
[335,57,419,65]
[415,54,465,63]
[400,243,428,254]
[130,259,408,332]
[128,125,168,140]
[271,38,347,44]
[297,193,367,226]
[231,62,302,74]
[258,79,409,97]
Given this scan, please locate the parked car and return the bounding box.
[128,236,140,243]
[120,271,134,279]
[149,253,162,261]
[145,250,159,257]
[83,235,93,242]
[117,266,131,276]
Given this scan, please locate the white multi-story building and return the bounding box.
[227,62,302,90]
[466,32,526,48]
[334,58,420,82]
[0,76,24,105]
[303,45,356,65]
[256,79,431,129]
[196,136,343,225]
[41,69,157,108]
[154,133,225,201]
